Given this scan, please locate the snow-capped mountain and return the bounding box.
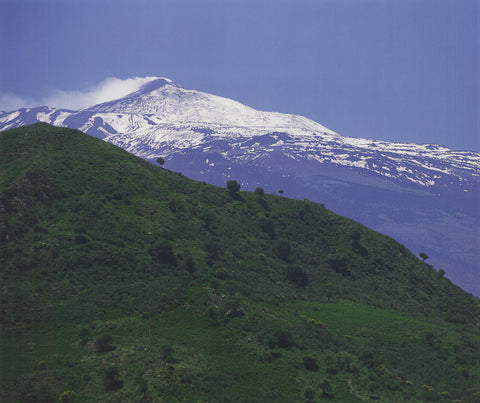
[2,78,478,191]
[1,77,479,295]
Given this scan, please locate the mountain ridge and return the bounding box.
[1,77,477,189]
[0,77,479,295]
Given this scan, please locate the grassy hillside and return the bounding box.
[1,123,479,402]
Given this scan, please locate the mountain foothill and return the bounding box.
[0,123,479,402]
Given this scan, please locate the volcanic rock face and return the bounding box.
[1,77,479,295]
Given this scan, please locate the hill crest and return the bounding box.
[1,123,479,402]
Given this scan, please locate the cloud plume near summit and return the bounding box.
[0,76,159,111]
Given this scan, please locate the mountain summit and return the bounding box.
[135,77,174,93]
[0,77,479,295]
[79,76,338,136]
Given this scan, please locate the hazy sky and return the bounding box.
[0,0,478,151]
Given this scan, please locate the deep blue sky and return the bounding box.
[0,0,478,151]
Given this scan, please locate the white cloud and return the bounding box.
[44,76,161,109]
[0,76,162,111]
[0,92,36,112]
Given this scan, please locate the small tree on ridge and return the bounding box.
[226,180,241,196]
[419,252,429,263]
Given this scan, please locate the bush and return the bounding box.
[136,375,148,397]
[286,266,309,288]
[79,328,90,347]
[204,240,221,260]
[150,240,176,265]
[225,299,244,319]
[184,255,196,273]
[267,330,295,349]
[207,307,220,326]
[226,180,241,195]
[436,269,446,279]
[350,229,361,242]
[336,351,361,373]
[209,278,220,291]
[161,344,175,362]
[255,187,265,197]
[214,267,229,279]
[59,390,77,403]
[275,240,291,261]
[303,355,319,372]
[303,387,315,401]
[95,334,115,353]
[326,253,350,276]
[419,252,429,263]
[103,366,123,391]
[325,352,339,374]
[258,217,275,239]
[320,379,334,398]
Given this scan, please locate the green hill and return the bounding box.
[1,123,479,402]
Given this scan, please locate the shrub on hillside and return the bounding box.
[225,299,244,319]
[267,330,295,349]
[326,253,351,276]
[103,366,123,391]
[150,240,177,265]
[303,354,319,372]
[184,255,196,273]
[161,344,176,363]
[59,390,77,403]
[226,180,241,195]
[320,379,334,398]
[255,187,265,198]
[303,387,315,401]
[258,217,275,239]
[95,334,115,353]
[214,267,229,279]
[275,240,291,261]
[204,239,221,261]
[286,265,309,288]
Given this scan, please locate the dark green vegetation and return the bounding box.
[1,123,479,402]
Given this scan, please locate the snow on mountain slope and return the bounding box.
[1,77,478,192]
[83,78,338,134]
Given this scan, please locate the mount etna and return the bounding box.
[1,77,479,295]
